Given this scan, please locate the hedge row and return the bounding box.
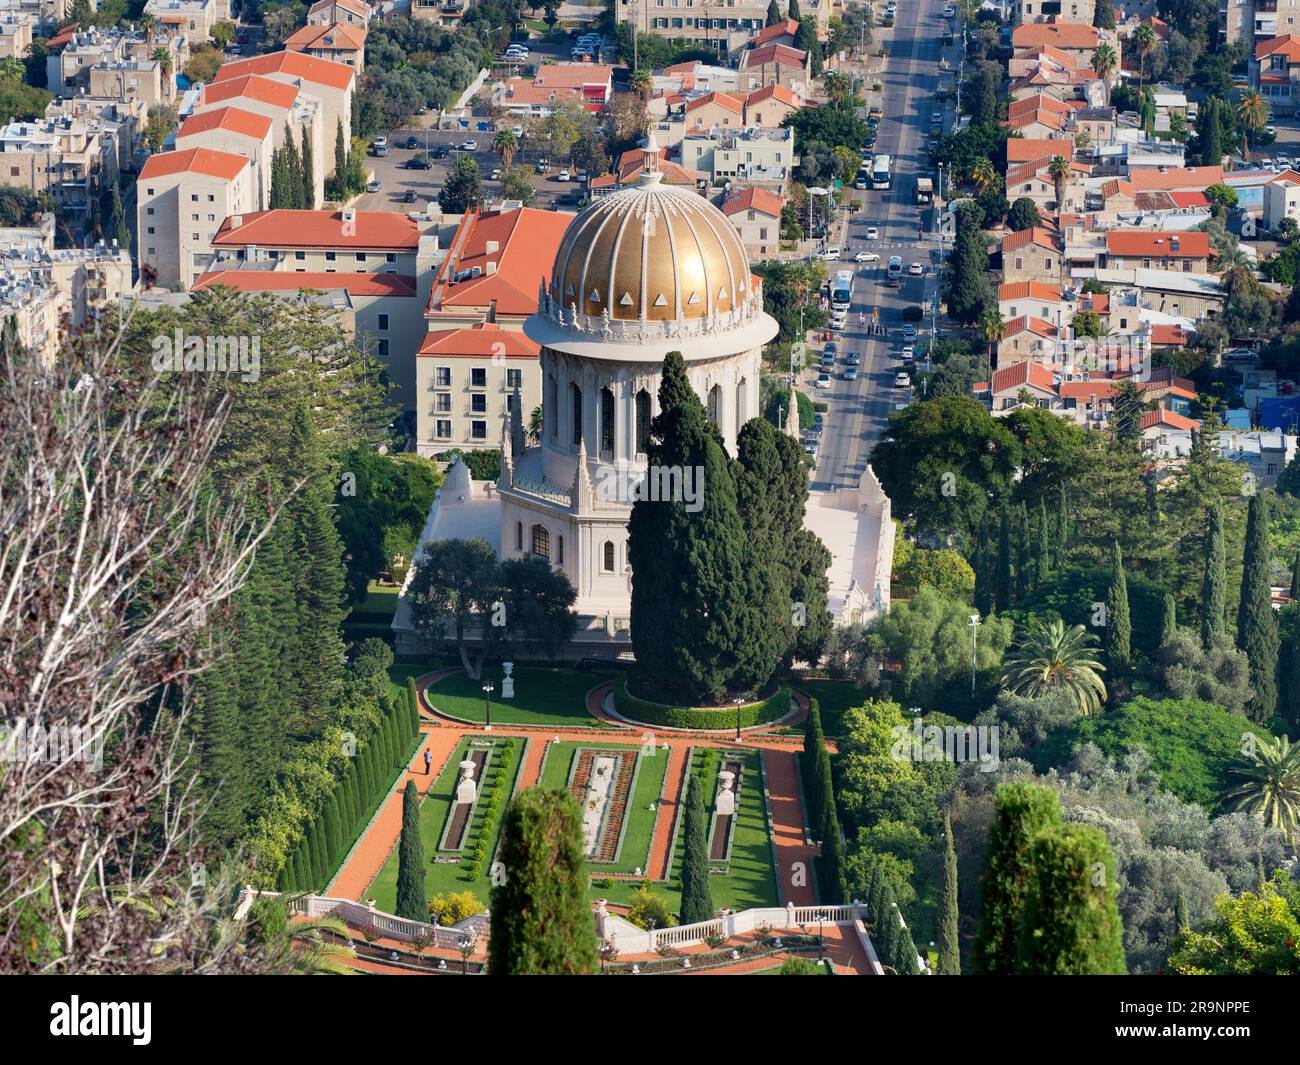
[612,676,791,730]
[276,680,422,894]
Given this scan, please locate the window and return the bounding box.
[325,251,336,261]
[471,420,487,440]
[548,376,558,438]
[355,253,366,263]
[515,522,523,551]
[435,366,451,387]
[557,536,564,565]
[435,419,452,439]
[600,386,615,452]
[1182,259,1192,272]
[736,378,745,426]
[295,251,305,260]
[602,541,615,572]
[1015,257,1023,270]
[471,393,487,413]
[531,524,550,559]
[506,368,522,389]
[377,340,389,357]
[435,393,451,412]
[146,207,154,215]
[635,388,651,454]
[470,367,487,388]
[572,383,583,447]
[707,384,720,424]
[377,314,389,331]
[386,253,396,263]
[147,226,154,235]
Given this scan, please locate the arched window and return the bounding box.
[571,383,583,447]
[547,375,557,439]
[735,378,746,430]
[707,383,720,424]
[531,524,550,559]
[515,521,523,551]
[602,540,615,572]
[557,535,564,565]
[635,388,651,454]
[600,386,615,453]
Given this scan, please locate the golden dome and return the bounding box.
[549,167,752,324]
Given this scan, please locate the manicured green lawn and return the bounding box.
[367,734,527,910]
[796,679,870,737]
[538,741,669,876]
[423,667,617,726]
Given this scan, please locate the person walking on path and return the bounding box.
[423,747,432,775]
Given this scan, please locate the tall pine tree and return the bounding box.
[300,123,315,209]
[996,502,1012,612]
[1104,540,1131,673]
[1238,492,1280,722]
[1201,503,1227,650]
[936,815,960,975]
[678,772,714,924]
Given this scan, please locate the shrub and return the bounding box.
[429,890,485,926]
[902,306,924,323]
[627,887,677,930]
[613,676,791,729]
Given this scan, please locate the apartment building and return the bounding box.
[1102,230,1211,273]
[1224,0,1300,50]
[682,90,744,133]
[0,273,60,363]
[212,50,356,148]
[998,281,1067,330]
[0,213,133,330]
[1013,0,1096,23]
[615,0,831,55]
[678,125,793,189]
[1265,170,1300,231]
[137,147,256,290]
[721,185,783,258]
[44,94,144,173]
[743,83,804,127]
[48,27,186,101]
[736,42,810,94]
[191,74,326,208]
[0,0,70,28]
[1001,227,1062,284]
[175,106,274,210]
[1252,34,1300,114]
[308,0,370,25]
[0,115,119,216]
[88,60,166,110]
[284,22,367,71]
[144,0,224,44]
[0,12,32,59]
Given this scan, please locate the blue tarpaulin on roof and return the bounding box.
[1259,397,1300,433]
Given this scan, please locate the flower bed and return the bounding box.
[612,676,791,731]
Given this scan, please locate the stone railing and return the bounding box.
[243,888,488,950]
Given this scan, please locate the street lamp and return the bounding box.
[735,696,744,741]
[458,934,473,974]
[969,614,981,697]
[482,680,494,731]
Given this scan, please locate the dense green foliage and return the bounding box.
[678,773,714,925]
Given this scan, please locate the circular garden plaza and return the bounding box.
[270,664,891,976]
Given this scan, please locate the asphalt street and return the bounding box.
[808,0,956,492]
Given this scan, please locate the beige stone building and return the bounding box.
[48,26,186,102]
[308,0,370,26]
[1001,227,1062,285]
[0,114,119,218]
[137,146,256,291]
[211,50,356,156]
[285,22,367,71]
[743,83,804,128]
[614,0,830,54]
[1013,0,1095,24]
[736,42,810,95]
[678,124,793,190]
[144,0,223,45]
[175,105,275,210]
[0,12,32,59]
[720,185,783,258]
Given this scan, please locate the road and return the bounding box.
[808,0,955,492]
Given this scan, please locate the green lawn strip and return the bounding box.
[796,679,870,737]
[664,748,780,914]
[367,736,525,910]
[423,667,617,726]
[386,661,438,706]
[535,740,668,876]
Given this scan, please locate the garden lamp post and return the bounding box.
[816,910,827,958]
[735,696,744,741]
[458,934,472,975]
[969,614,980,697]
[482,681,494,731]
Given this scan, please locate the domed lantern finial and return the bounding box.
[640,127,663,186]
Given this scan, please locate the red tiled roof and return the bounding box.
[991,360,1057,395]
[213,49,357,91]
[177,106,273,143]
[745,83,803,108]
[685,90,743,115]
[739,43,807,70]
[428,207,573,317]
[212,209,423,251]
[752,19,800,47]
[1007,138,1072,163]
[417,323,539,358]
[1059,379,1120,400]
[1002,226,1059,252]
[1004,315,1058,339]
[1012,24,1100,49]
[193,271,417,297]
[285,22,368,52]
[998,280,1062,302]
[1168,190,1210,208]
[1148,324,1190,347]
[1142,408,1199,432]
[199,75,299,111]
[722,186,783,218]
[1256,34,1300,61]
[1007,94,1073,120]
[1105,230,1211,258]
[1127,166,1223,191]
[139,147,250,182]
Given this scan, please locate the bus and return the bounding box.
[870,154,892,190]
[831,270,854,312]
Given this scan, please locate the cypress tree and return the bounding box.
[1035,497,1051,588]
[973,518,993,616]
[766,0,782,24]
[300,123,315,209]
[883,893,920,975]
[1291,550,1300,604]
[395,780,426,921]
[936,815,960,975]
[489,789,600,974]
[408,677,423,736]
[820,823,847,906]
[270,145,289,209]
[678,773,714,925]
[192,653,245,845]
[996,502,1012,612]
[333,118,347,188]
[1015,503,1031,599]
[1014,824,1127,975]
[875,880,899,966]
[802,698,825,834]
[307,820,326,890]
[788,0,800,19]
[292,842,310,895]
[1238,492,1280,722]
[1174,889,1190,937]
[110,181,130,252]
[866,861,889,930]
[1160,593,1178,650]
[360,742,376,808]
[381,712,397,774]
[1056,481,1069,564]
[341,767,358,837]
[282,123,303,210]
[277,858,294,893]
[972,782,1063,974]
[1282,620,1300,731]
[1104,540,1131,673]
[1201,504,1227,650]
[324,791,344,869]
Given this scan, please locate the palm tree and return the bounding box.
[1092,44,1117,106]
[977,308,1005,378]
[824,70,852,105]
[1223,734,1300,846]
[1048,154,1071,211]
[1001,618,1108,715]
[528,404,543,444]
[153,46,173,79]
[1214,246,1256,298]
[630,68,652,104]
[278,914,358,975]
[1134,23,1157,95]
[493,128,518,170]
[139,12,158,41]
[1237,91,1269,149]
[969,158,997,194]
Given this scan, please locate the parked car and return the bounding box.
[366,178,381,193]
[535,159,551,174]
[909,261,924,276]
[558,168,571,181]
[894,371,911,388]
[405,157,431,170]
[405,136,420,150]
[491,168,502,180]
[403,188,417,203]
[460,139,478,151]
[371,136,388,150]
[373,144,389,157]
[823,247,841,260]
[432,144,449,159]
[1223,347,1257,362]
[900,345,915,361]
